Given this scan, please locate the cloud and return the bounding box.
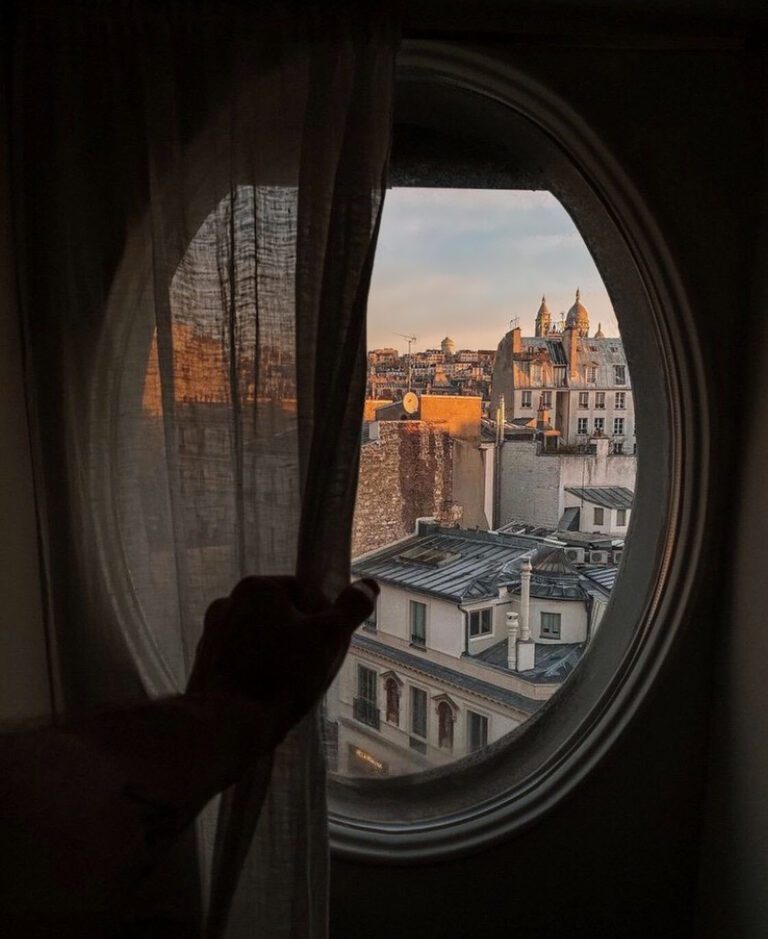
[368,188,618,352]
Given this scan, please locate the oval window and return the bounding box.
[325,44,700,862]
[94,41,701,864]
[328,187,633,780]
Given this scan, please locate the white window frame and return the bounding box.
[578,391,589,408]
[409,599,427,647]
[613,417,625,436]
[577,417,589,435]
[615,391,626,409]
[468,607,493,638]
[540,611,562,639]
[614,364,627,384]
[595,391,606,409]
[467,710,489,752]
[521,390,532,408]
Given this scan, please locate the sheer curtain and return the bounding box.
[9,1,397,934]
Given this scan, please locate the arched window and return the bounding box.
[385,677,400,725]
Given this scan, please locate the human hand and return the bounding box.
[187,576,378,734]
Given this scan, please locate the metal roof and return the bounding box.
[352,528,539,602]
[580,565,619,593]
[544,339,568,365]
[531,545,577,575]
[351,633,543,713]
[565,486,634,510]
[473,640,585,684]
[518,336,629,388]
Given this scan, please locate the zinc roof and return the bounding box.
[352,528,538,602]
[580,565,619,593]
[565,486,634,510]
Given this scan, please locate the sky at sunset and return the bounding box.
[367,188,618,354]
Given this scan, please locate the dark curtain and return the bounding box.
[8,1,397,934]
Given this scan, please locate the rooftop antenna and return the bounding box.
[394,332,417,391]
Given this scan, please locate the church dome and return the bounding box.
[594,322,605,339]
[565,289,590,336]
[441,336,456,356]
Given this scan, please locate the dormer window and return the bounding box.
[586,366,597,382]
[614,365,626,384]
[410,601,427,647]
[469,608,493,638]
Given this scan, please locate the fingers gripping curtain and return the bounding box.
[11,3,396,935]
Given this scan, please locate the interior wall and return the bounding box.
[0,77,52,726]
[331,39,761,939]
[696,67,768,939]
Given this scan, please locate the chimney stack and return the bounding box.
[516,559,536,671]
[536,396,550,430]
[506,611,520,670]
[511,326,522,355]
[520,558,532,640]
[496,395,506,446]
[564,324,579,381]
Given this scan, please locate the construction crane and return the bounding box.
[394,332,417,392]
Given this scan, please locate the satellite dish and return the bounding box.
[402,391,419,415]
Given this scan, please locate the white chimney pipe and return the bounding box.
[495,395,505,446]
[520,558,532,641]
[506,611,519,670]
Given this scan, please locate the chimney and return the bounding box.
[506,611,520,670]
[520,558,532,639]
[511,326,522,355]
[517,635,536,671]
[496,395,506,446]
[536,396,550,430]
[592,434,610,461]
[516,559,536,671]
[564,325,579,381]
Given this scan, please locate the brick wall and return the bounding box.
[352,421,462,558]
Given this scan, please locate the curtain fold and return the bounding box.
[9,2,397,934]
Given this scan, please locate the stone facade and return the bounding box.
[351,421,462,558]
[499,438,637,529]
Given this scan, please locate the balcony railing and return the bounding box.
[353,697,380,730]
